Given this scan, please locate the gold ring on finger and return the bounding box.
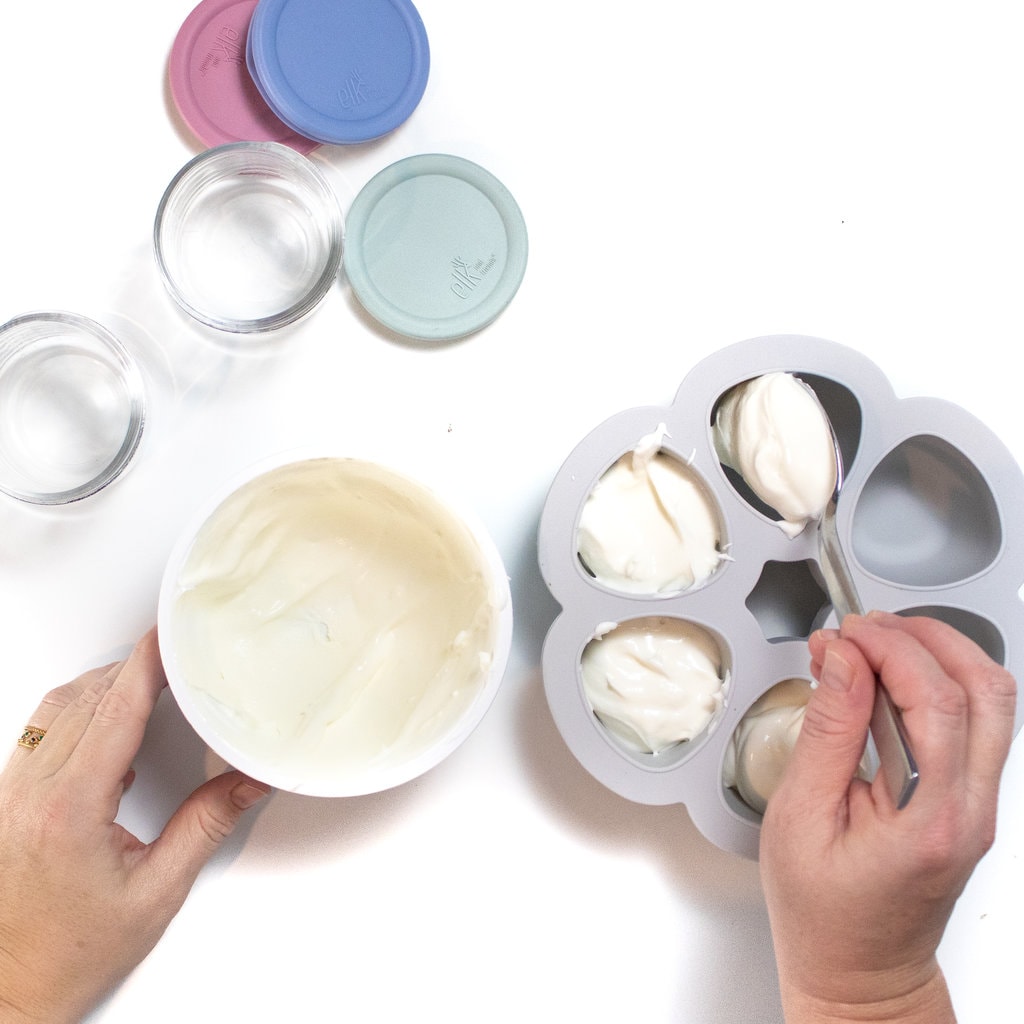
[17,726,46,750]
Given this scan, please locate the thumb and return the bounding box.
[781,635,876,810]
[148,771,270,891]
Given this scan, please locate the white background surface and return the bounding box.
[2,2,1022,1021]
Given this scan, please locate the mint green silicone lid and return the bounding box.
[344,154,528,341]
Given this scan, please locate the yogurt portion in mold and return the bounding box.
[713,372,836,538]
[581,616,728,754]
[577,425,725,594]
[724,676,871,814]
[723,677,812,814]
[164,457,507,794]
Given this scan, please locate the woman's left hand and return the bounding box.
[0,628,270,1024]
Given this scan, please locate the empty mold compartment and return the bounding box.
[895,605,1006,666]
[853,434,1001,588]
[539,335,1024,860]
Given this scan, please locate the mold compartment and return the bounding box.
[896,606,1006,666]
[579,615,730,767]
[746,559,831,642]
[711,372,862,535]
[576,437,727,596]
[852,435,1001,587]
[722,677,813,819]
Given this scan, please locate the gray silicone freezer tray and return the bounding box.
[538,335,1024,860]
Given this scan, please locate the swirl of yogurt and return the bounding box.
[167,458,504,793]
[581,616,728,753]
[577,425,725,594]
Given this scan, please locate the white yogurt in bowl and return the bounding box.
[158,456,512,795]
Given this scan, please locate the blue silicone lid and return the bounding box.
[344,154,529,342]
[246,0,429,145]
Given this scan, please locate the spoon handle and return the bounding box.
[819,498,920,809]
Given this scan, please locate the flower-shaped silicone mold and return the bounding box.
[538,335,1024,859]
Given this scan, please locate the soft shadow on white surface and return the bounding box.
[503,500,562,668]
[110,242,305,397]
[506,498,782,1022]
[0,492,110,565]
[115,690,261,867]
[117,687,425,869]
[516,669,782,1023]
[238,778,425,866]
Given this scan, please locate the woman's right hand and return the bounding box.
[760,611,1016,1023]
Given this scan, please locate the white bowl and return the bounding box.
[158,455,512,795]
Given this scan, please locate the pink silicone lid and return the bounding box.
[169,0,318,154]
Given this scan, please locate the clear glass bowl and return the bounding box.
[0,311,146,504]
[153,142,344,334]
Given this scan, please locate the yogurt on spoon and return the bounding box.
[712,372,836,537]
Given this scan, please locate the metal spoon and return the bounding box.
[803,381,920,810]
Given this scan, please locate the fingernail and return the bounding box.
[867,609,901,624]
[233,780,271,810]
[821,648,854,691]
